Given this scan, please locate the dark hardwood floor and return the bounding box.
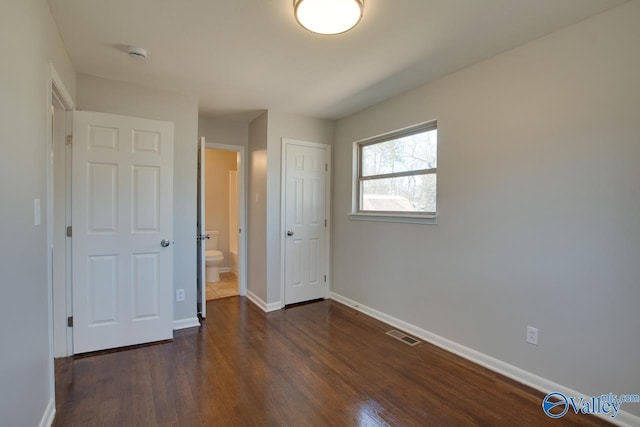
[54,297,611,426]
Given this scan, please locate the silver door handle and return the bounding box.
[197,234,210,240]
[161,239,171,247]
[286,230,294,237]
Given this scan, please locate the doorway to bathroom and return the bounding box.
[197,140,247,318]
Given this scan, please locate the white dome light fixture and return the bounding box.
[294,0,364,35]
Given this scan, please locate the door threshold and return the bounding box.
[72,339,173,359]
[284,298,324,309]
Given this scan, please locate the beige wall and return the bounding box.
[332,1,640,417]
[205,149,237,269]
[0,1,76,425]
[76,74,199,323]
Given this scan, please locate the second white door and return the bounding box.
[283,140,329,305]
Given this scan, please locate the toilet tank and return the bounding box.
[206,230,219,250]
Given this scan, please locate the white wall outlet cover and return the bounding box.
[526,326,539,345]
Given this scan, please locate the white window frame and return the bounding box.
[349,121,438,224]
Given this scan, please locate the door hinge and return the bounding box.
[325,164,328,171]
[67,316,73,327]
[66,226,72,237]
[325,219,327,227]
[324,275,327,283]
[66,135,72,146]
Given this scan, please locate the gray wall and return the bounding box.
[332,1,640,416]
[265,112,334,304]
[198,115,248,147]
[248,112,269,302]
[0,1,76,425]
[77,74,199,323]
[247,111,333,306]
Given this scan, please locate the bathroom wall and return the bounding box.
[229,170,239,274]
[205,149,238,270]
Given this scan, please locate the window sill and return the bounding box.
[348,212,438,225]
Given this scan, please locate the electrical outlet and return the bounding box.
[526,326,538,345]
[176,289,185,302]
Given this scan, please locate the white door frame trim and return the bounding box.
[279,138,332,309]
[204,142,248,297]
[198,137,206,319]
[46,63,75,412]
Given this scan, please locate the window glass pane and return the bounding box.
[361,174,436,213]
[361,128,437,177]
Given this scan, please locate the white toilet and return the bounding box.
[205,230,224,282]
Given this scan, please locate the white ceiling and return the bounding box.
[48,0,627,121]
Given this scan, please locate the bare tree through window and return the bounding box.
[358,123,437,214]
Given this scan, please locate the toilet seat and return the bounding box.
[204,231,224,282]
[206,249,223,261]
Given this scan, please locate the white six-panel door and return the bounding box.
[72,111,174,354]
[284,140,329,305]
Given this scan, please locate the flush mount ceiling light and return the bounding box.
[294,0,364,35]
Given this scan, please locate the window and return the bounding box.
[353,121,437,223]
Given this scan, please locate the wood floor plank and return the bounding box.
[53,297,613,426]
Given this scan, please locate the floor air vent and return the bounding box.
[386,330,421,346]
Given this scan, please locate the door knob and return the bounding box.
[161,239,171,247]
[286,230,294,237]
[197,234,210,240]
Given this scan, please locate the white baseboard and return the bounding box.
[614,409,640,427]
[246,290,266,311]
[173,317,200,330]
[246,290,282,313]
[266,301,282,312]
[330,292,640,427]
[39,399,55,427]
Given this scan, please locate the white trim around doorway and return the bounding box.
[46,63,75,422]
[48,65,75,358]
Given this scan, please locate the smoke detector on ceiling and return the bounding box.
[127,46,148,60]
